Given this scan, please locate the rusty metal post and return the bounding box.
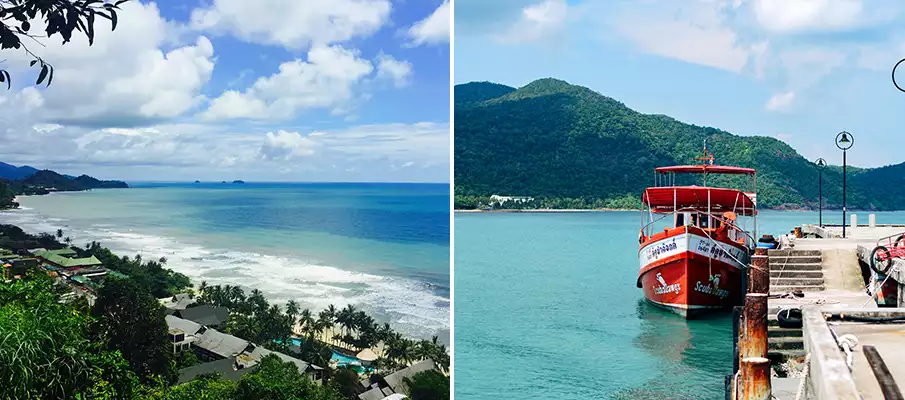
[794,226,802,238]
[740,357,771,400]
[739,293,768,365]
[748,250,770,295]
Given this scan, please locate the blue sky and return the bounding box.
[455,0,905,169]
[0,0,450,182]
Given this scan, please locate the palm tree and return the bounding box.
[158,256,167,264]
[56,229,63,239]
[63,237,71,245]
[298,309,315,335]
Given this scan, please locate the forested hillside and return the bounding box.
[454,78,900,210]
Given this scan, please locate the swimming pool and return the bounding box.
[287,338,372,372]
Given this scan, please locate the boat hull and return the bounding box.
[638,230,749,318]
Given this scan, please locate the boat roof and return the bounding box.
[643,186,756,216]
[655,165,756,175]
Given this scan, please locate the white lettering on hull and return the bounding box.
[652,272,681,295]
[639,233,749,271]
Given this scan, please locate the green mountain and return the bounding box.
[1,165,128,209]
[454,78,902,210]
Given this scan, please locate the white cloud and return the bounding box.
[778,48,846,91]
[610,1,758,74]
[751,0,865,33]
[190,0,391,49]
[765,91,795,111]
[259,130,318,160]
[2,2,214,128]
[201,45,374,120]
[496,0,568,44]
[406,0,450,46]
[376,54,413,87]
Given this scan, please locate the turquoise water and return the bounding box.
[1,183,450,342]
[454,210,905,399]
[286,338,368,369]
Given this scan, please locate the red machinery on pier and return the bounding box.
[637,143,757,318]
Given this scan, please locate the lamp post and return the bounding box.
[816,158,826,227]
[835,131,854,238]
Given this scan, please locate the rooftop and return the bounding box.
[194,328,250,359]
[175,304,229,327]
[177,358,254,384]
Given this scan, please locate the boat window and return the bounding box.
[675,213,685,227]
[699,214,709,228]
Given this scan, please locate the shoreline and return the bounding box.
[3,194,451,346]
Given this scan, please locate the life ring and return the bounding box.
[777,308,803,329]
[870,246,893,275]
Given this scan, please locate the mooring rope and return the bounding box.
[795,353,811,400]
[862,264,901,308]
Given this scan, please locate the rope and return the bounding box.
[837,334,859,370]
[862,264,900,308]
[795,353,811,400]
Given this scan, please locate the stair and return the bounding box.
[763,249,825,361]
[767,249,826,295]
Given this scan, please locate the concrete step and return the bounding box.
[768,255,822,264]
[768,262,823,271]
[770,270,824,279]
[769,336,804,350]
[770,284,825,294]
[771,277,825,286]
[769,348,806,361]
[768,249,821,257]
[768,327,803,338]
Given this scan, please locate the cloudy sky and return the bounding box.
[455,0,905,169]
[0,0,450,182]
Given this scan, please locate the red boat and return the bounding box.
[637,144,757,318]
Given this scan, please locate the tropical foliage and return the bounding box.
[0,272,140,399]
[404,370,450,400]
[455,79,905,210]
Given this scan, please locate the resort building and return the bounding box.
[159,293,196,312]
[165,315,203,353]
[1,249,39,280]
[173,304,230,328]
[358,359,437,400]
[165,315,326,385]
[489,194,534,204]
[30,247,105,277]
[236,344,325,384]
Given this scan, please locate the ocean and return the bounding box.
[0,182,450,342]
[453,210,905,399]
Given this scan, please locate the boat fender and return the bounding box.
[777,308,803,329]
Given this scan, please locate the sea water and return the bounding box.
[454,210,905,399]
[0,182,450,342]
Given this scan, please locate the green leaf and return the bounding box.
[36,65,48,86]
[30,60,36,67]
[111,10,118,31]
[47,65,54,87]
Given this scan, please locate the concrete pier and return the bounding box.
[759,214,905,399]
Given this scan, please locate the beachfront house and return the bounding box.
[174,304,229,328]
[236,344,325,384]
[192,328,252,362]
[358,359,437,400]
[160,293,197,312]
[165,315,204,354]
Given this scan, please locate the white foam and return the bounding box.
[0,210,450,339]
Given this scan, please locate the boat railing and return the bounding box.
[640,210,756,248]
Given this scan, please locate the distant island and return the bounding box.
[232,180,245,184]
[194,180,201,184]
[454,78,905,211]
[0,162,128,210]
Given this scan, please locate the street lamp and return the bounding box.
[816,158,826,227]
[835,131,854,238]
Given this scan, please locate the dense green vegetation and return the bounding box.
[404,370,450,400]
[455,78,905,210]
[1,225,448,399]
